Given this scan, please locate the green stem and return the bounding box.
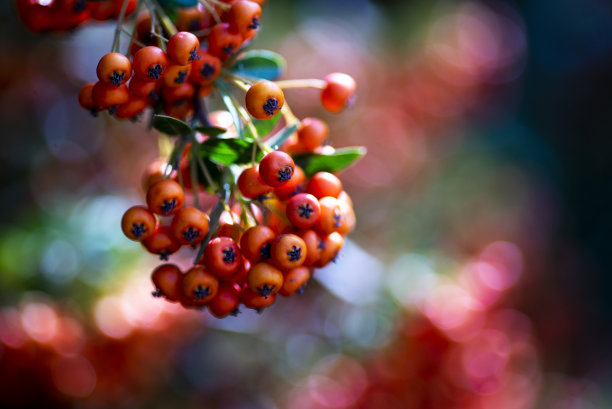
[194,148,219,196]
[198,0,222,24]
[190,142,201,209]
[146,0,177,37]
[193,199,224,264]
[121,28,146,48]
[125,0,144,54]
[111,0,132,53]
[205,0,231,11]
[164,137,188,178]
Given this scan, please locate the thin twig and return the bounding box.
[198,0,221,24]
[111,0,132,52]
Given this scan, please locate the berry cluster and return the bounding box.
[15,0,137,33]
[18,0,363,318]
[123,140,356,317]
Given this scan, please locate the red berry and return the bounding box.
[258,150,295,188]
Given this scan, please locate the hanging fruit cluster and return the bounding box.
[15,0,138,33]
[17,0,365,317]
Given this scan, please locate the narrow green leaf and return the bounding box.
[193,125,227,137]
[200,138,255,166]
[229,50,286,81]
[151,114,192,135]
[293,147,367,176]
[265,124,298,151]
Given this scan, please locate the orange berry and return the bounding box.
[146,179,185,216]
[298,118,328,151]
[96,52,132,86]
[240,225,275,262]
[92,81,129,109]
[132,46,168,82]
[337,200,356,236]
[203,237,242,276]
[78,83,95,111]
[208,283,241,318]
[228,0,261,35]
[115,95,148,119]
[274,165,305,200]
[182,266,219,305]
[142,226,181,261]
[315,232,344,267]
[167,31,200,66]
[121,205,157,241]
[207,23,242,60]
[190,49,222,85]
[306,172,343,199]
[258,150,294,188]
[247,262,283,298]
[271,234,307,270]
[162,62,192,87]
[315,196,342,235]
[286,193,320,229]
[297,229,322,266]
[237,166,271,199]
[151,263,183,302]
[279,266,310,297]
[321,72,356,113]
[170,206,210,245]
[241,287,276,311]
[245,80,284,120]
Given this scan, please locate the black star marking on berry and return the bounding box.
[148,64,163,80]
[200,63,216,79]
[151,288,163,298]
[287,245,302,262]
[298,203,314,219]
[174,70,188,84]
[260,242,271,260]
[109,71,125,86]
[189,48,198,61]
[222,44,235,56]
[259,284,274,299]
[333,211,342,228]
[193,285,210,301]
[173,98,186,107]
[158,250,170,261]
[248,17,260,30]
[74,0,86,13]
[131,223,146,238]
[160,199,177,215]
[262,97,279,116]
[318,239,325,251]
[183,227,200,243]
[222,247,236,264]
[277,166,293,182]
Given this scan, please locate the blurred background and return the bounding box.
[1,0,612,407]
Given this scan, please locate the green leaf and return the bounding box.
[293,147,367,176]
[265,124,298,150]
[243,113,282,140]
[229,50,286,81]
[193,125,227,137]
[200,138,255,166]
[151,115,192,136]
